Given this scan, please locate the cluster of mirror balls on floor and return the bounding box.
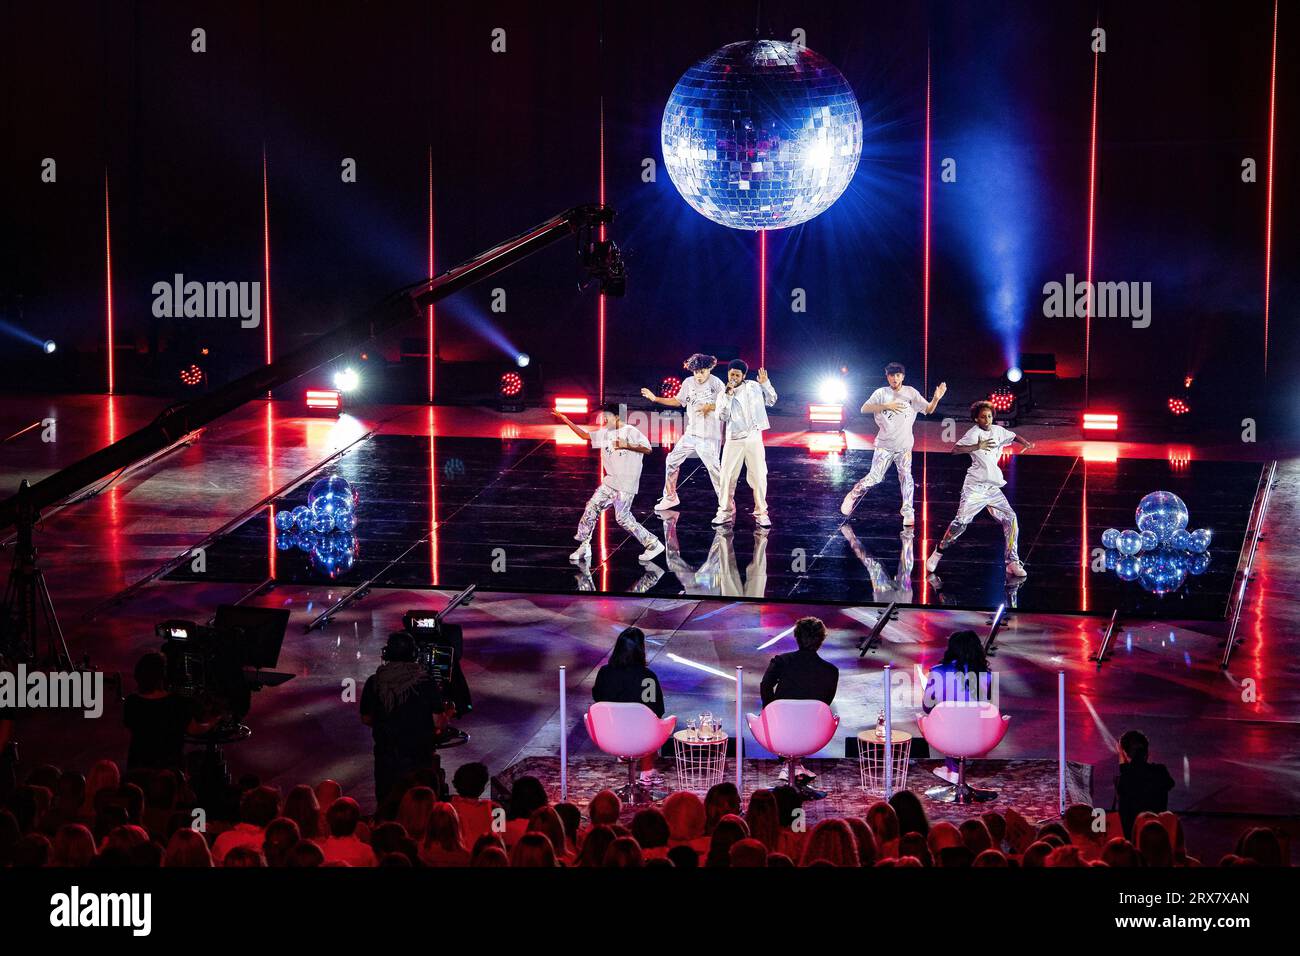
[1098,491,1212,595]
[273,475,359,578]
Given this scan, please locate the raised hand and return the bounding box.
[934,381,947,401]
[639,387,655,400]
[756,368,769,384]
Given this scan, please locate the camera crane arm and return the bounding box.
[0,204,622,533]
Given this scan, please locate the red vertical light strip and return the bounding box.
[1263,0,1278,378]
[262,146,273,369]
[759,229,768,367]
[923,50,932,395]
[1083,30,1100,408]
[428,145,437,402]
[429,406,439,585]
[920,452,929,604]
[266,402,277,579]
[597,98,607,405]
[1080,459,1089,613]
[104,173,115,394]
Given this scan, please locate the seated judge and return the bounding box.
[759,617,839,782]
[592,627,666,786]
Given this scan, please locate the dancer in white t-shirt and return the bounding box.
[926,400,1034,578]
[840,362,946,524]
[553,403,665,566]
[640,353,725,511]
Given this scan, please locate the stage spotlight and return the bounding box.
[498,371,525,412]
[516,353,530,368]
[333,367,360,392]
[660,376,682,399]
[553,396,589,416]
[1005,366,1023,384]
[42,339,57,354]
[816,376,848,404]
[1082,411,1119,435]
[179,364,204,387]
[988,384,1018,425]
[1167,396,1190,416]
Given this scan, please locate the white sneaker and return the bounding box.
[926,548,943,573]
[1006,560,1028,578]
[839,490,860,517]
[654,496,680,511]
[639,540,665,562]
[901,512,915,527]
[754,513,772,528]
[569,541,592,564]
[711,512,733,525]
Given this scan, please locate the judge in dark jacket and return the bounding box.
[1115,730,1175,839]
[759,617,838,782]
[593,627,666,784]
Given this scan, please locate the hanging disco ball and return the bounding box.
[661,39,863,231]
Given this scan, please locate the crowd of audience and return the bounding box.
[0,754,1287,868]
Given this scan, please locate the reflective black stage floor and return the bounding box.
[168,435,1262,619]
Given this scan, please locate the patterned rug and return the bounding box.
[493,756,1092,829]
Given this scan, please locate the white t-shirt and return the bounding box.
[959,423,1016,486]
[678,375,725,441]
[591,424,650,495]
[868,386,930,451]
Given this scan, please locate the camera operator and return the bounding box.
[360,632,445,811]
[123,651,211,771]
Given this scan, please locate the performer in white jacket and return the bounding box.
[713,359,777,527]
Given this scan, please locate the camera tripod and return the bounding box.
[1,480,72,669]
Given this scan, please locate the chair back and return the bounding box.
[746,699,839,758]
[584,702,677,759]
[917,701,1009,759]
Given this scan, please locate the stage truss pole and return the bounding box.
[1058,670,1066,816]
[559,666,568,802]
[735,666,743,793]
[883,664,894,798]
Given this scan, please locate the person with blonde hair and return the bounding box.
[799,819,860,867]
[420,801,470,867]
[397,785,438,842]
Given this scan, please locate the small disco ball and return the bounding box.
[1139,529,1159,552]
[1135,491,1188,543]
[312,511,335,534]
[275,531,295,551]
[1117,530,1143,557]
[334,511,356,533]
[274,509,295,532]
[1169,528,1194,552]
[1188,528,1212,554]
[1115,556,1140,582]
[661,39,862,231]
[1101,528,1121,550]
[1187,551,1211,575]
[1103,549,1119,570]
[291,505,312,531]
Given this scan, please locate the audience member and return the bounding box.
[1115,730,1175,839]
[799,819,859,867]
[211,785,280,864]
[511,832,557,867]
[319,797,377,867]
[706,814,750,867]
[592,627,667,785]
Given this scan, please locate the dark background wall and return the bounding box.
[0,0,1294,419]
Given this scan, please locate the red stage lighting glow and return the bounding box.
[428,144,436,404]
[759,228,768,368]
[1167,396,1190,416]
[1169,447,1191,470]
[808,403,844,426]
[988,387,1015,412]
[179,364,203,387]
[499,372,523,398]
[923,49,932,393]
[806,432,846,455]
[1263,0,1277,377]
[553,396,589,415]
[262,147,273,370]
[660,376,682,399]
[1083,25,1101,407]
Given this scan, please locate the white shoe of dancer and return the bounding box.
[569,541,592,564]
[926,548,943,573]
[639,540,665,562]
[653,496,680,511]
[1006,560,1028,578]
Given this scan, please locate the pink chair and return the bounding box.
[584,702,676,804]
[917,701,1010,804]
[746,700,839,799]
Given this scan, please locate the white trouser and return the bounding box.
[715,431,769,518]
[938,480,1020,563]
[662,434,722,499]
[844,446,914,517]
[575,484,658,548]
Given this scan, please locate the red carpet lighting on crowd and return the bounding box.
[103,172,115,394]
[179,364,203,387]
[305,388,342,415]
[1082,411,1118,432]
[553,396,589,416]
[660,376,682,398]
[808,403,844,429]
[1167,396,1190,416]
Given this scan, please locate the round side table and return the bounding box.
[857,729,912,795]
[673,729,728,793]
